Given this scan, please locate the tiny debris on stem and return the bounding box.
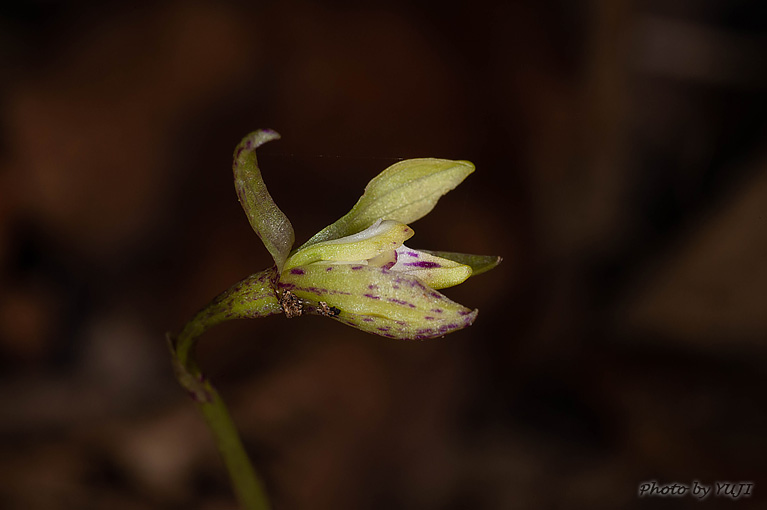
[318,301,341,317]
[280,290,303,318]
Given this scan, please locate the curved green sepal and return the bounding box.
[419,250,502,277]
[279,264,477,340]
[301,158,474,248]
[234,129,295,271]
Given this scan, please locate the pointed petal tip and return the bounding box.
[456,159,476,172]
[407,307,478,340]
[242,129,281,146]
[261,128,281,138]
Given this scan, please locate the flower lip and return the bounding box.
[388,245,472,289]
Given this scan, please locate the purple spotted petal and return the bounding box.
[279,263,477,339]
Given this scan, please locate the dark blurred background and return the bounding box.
[1,0,766,508]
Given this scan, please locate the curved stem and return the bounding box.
[169,268,282,510]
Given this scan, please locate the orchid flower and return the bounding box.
[229,129,500,340]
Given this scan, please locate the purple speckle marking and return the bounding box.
[392,285,400,290]
[363,293,380,300]
[447,323,460,329]
[362,317,374,322]
[458,310,472,316]
[377,327,390,332]
[424,316,435,320]
[407,251,420,258]
[406,261,440,268]
[431,308,443,314]
[326,266,334,271]
[368,284,378,290]
[430,292,442,299]
[278,282,296,289]
[351,265,364,270]
[290,268,305,275]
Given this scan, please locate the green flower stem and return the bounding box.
[198,378,269,510]
[169,268,282,510]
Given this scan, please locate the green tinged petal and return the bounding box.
[419,250,502,277]
[284,220,413,271]
[302,158,475,247]
[279,264,477,340]
[233,129,295,271]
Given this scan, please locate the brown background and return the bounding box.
[1,0,766,508]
